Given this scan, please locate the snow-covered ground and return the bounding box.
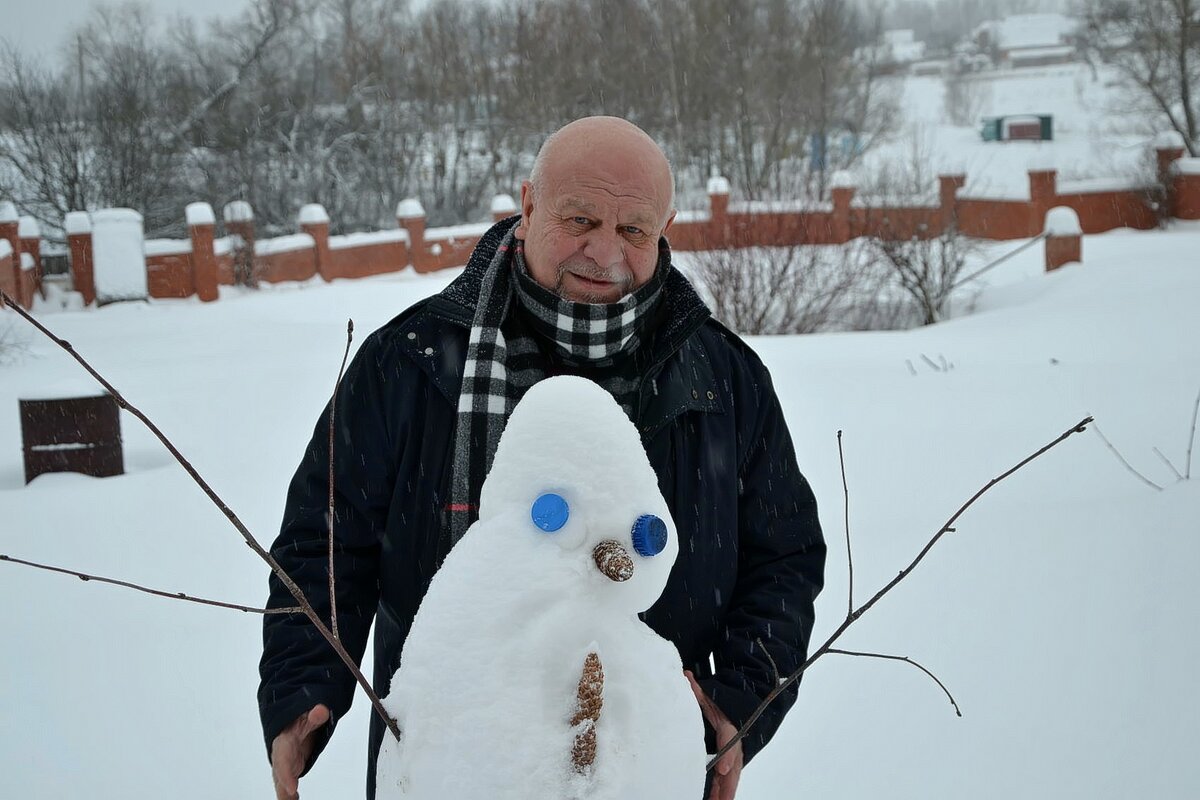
[2,223,1199,798]
[856,63,1155,199]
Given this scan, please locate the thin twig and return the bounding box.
[707,415,1093,771]
[1187,387,1199,480]
[827,648,962,717]
[0,554,301,615]
[1152,447,1184,482]
[837,430,854,615]
[920,353,942,372]
[906,359,918,376]
[0,289,401,742]
[755,637,782,686]
[1091,421,1163,491]
[327,319,354,641]
[953,232,1048,290]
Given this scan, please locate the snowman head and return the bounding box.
[477,375,679,614]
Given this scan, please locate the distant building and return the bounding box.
[973,13,1079,68]
[860,29,928,75]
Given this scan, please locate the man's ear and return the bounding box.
[662,209,677,236]
[516,180,534,239]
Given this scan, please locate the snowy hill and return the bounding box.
[2,223,1199,798]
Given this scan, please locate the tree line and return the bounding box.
[1,0,893,238]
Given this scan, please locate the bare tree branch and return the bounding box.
[837,429,854,615]
[1187,386,1199,480]
[827,648,962,717]
[1152,446,1185,482]
[0,553,301,615]
[1092,421,1164,491]
[0,287,402,742]
[327,318,354,640]
[707,415,1094,771]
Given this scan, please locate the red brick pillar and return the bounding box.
[397,199,428,272]
[298,204,332,281]
[18,216,41,302]
[1044,206,1082,272]
[65,211,95,306]
[0,201,19,306]
[830,172,855,243]
[938,174,966,231]
[223,201,256,286]
[491,194,518,222]
[706,176,730,249]
[187,202,219,302]
[1028,168,1058,237]
[1174,160,1200,219]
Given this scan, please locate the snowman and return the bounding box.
[375,375,707,799]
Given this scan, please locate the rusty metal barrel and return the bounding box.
[20,394,124,484]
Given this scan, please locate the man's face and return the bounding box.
[516,144,675,304]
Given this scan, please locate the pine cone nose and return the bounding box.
[592,540,634,582]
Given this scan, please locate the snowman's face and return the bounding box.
[478,376,680,614]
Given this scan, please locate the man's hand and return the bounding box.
[685,670,744,800]
[271,704,331,800]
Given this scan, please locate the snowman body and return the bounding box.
[375,376,706,800]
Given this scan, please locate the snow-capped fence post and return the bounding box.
[1170,158,1200,221]
[1028,165,1058,237]
[938,173,966,232]
[0,202,20,307]
[298,204,333,282]
[186,202,219,302]
[1154,131,1186,183]
[91,209,148,304]
[397,199,428,272]
[830,171,855,242]
[223,201,256,286]
[18,216,42,302]
[707,176,731,248]
[65,212,95,306]
[491,194,518,223]
[1044,207,1082,271]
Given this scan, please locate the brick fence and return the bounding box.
[2,141,1198,309]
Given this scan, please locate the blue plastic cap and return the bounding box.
[531,493,570,532]
[631,514,667,557]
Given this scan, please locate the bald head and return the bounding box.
[529,117,675,214]
[516,117,677,304]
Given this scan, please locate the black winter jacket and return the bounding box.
[259,217,826,797]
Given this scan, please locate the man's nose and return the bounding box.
[580,228,624,269]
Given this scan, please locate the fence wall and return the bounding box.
[2,141,1198,309]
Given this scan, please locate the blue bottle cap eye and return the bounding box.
[631,514,667,557]
[531,493,569,532]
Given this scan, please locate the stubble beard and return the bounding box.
[553,259,633,304]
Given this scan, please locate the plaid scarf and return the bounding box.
[446,232,668,547]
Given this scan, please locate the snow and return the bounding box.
[214,236,241,257]
[0,200,16,223]
[1174,158,1200,176]
[491,194,518,214]
[1009,44,1075,61]
[673,209,710,224]
[296,204,329,226]
[426,221,493,241]
[981,13,1077,50]
[1044,206,1082,236]
[329,229,409,250]
[829,170,855,190]
[0,240,10,260]
[185,202,216,227]
[253,233,314,256]
[223,201,254,223]
[731,199,833,214]
[396,198,425,219]
[2,223,1199,798]
[90,209,148,303]
[18,216,40,238]
[706,176,730,195]
[1154,130,1185,149]
[1057,176,1147,194]
[21,253,35,269]
[376,376,704,799]
[64,211,91,235]
[144,239,192,257]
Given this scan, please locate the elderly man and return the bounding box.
[259,116,825,800]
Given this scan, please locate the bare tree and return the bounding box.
[1080,0,1200,156]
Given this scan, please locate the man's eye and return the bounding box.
[571,216,591,225]
[623,226,645,236]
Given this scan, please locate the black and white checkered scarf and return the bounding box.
[447,232,668,546]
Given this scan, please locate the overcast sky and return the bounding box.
[2,0,255,67]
